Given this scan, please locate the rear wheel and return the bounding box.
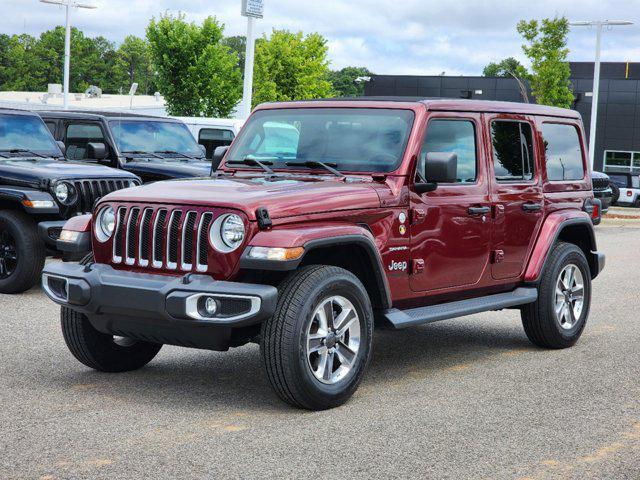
[261,265,373,410]
[610,184,620,205]
[0,210,45,294]
[521,242,591,349]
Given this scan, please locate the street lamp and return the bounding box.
[39,0,97,109]
[570,20,634,169]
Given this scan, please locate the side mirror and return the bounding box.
[211,145,229,174]
[87,142,108,160]
[198,144,207,157]
[415,152,458,194]
[56,141,66,156]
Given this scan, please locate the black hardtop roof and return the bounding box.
[0,108,42,117]
[35,110,181,122]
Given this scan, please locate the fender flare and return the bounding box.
[524,214,600,283]
[240,231,392,310]
[0,186,59,214]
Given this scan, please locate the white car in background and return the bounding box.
[172,117,245,160]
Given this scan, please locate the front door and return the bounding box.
[487,116,544,280]
[409,114,492,292]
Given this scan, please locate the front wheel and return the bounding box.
[0,210,45,294]
[61,307,162,372]
[261,265,373,410]
[521,242,592,349]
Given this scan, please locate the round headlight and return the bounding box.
[95,206,116,242]
[54,182,69,203]
[127,180,137,188]
[210,213,245,252]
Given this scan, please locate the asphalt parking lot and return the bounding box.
[1,221,639,480]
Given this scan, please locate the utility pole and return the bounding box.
[40,0,97,109]
[241,0,264,118]
[570,20,633,168]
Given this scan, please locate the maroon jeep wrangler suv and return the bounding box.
[42,98,605,410]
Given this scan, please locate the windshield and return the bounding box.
[109,120,204,159]
[0,114,61,157]
[226,108,415,173]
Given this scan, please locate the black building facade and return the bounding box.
[364,62,640,172]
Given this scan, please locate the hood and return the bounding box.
[122,160,212,181]
[101,175,383,220]
[0,158,137,186]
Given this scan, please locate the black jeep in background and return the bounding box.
[0,109,139,294]
[38,111,212,183]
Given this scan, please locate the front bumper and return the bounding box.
[42,262,278,351]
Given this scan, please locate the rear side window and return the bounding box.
[420,119,477,183]
[542,123,585,181]
[491,121,535,182]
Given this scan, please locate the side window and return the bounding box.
[542,123,585,181]
[198,128,235,158]
[65,123,106,160]
[491,121,535,182]
[420,119,477,183]
[44,121,56,137]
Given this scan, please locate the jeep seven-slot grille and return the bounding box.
[112,207,211,272]
[72,179,130,214]
[592,176,610,191]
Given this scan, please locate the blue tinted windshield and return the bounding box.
[0,114,61,156]
[109,120,203,158]
[226,108,415,172]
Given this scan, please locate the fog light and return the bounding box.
[59,230,80,243]
[204,297,218,316]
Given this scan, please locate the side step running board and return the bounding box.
[382,287,538,329]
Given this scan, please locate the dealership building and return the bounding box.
[364,62,640,174]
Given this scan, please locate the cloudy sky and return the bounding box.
[2,0,639,75]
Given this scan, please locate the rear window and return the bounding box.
[542,123,585,181]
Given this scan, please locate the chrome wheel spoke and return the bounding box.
[555,264,585,330]
[307,334,325,354]
[336,342,356,368]
[335,308,357,336]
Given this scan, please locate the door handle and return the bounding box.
[522,202,543,212]
[468,206,491,216]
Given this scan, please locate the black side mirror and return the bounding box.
[415,152,458,194]
[211,146,229,174]
[56,141,66,156]
[87,142,108,160]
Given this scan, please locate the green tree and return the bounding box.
[147,14,242,117]
[482,57,529,79]
[223,35,246,76]
[327,66,373,97]
[517,17,574,108]
[2,34,40,90]
[115,35,155,94]
[253,29,334,107]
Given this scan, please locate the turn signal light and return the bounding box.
[248,246,305,261]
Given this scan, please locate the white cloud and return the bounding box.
[2,0,639,75]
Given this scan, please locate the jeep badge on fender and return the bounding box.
[42,98,604,410]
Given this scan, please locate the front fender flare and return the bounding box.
[240,224,391,309]
[0,186,59,214]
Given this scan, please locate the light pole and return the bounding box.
[241,0,264,118]
[570,20,633,168]
[39,0,97,109]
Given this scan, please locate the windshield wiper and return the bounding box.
[0,148,47,158]
[285,160,344,177]
[227,157,275,175]
[154,150,204,160]
[122,150,164,160]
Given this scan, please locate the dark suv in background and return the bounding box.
[0,108,139,293]
[38,111,212,183]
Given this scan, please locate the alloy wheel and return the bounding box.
[554,264,585,330]
[0,230,18,279]
[305,295,361,385]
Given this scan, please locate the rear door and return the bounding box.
[488,115,544,280]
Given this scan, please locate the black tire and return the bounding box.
[261,265,374,410]
[61,295,162,373]
[521,242,592,349]
[610,184,620,205]
[0,209,46,294]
